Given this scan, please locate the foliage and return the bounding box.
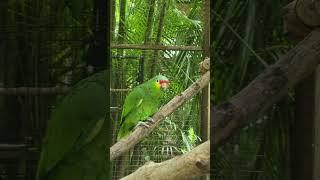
[180,127,202,153]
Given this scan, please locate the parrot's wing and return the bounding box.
[73,116,105,150]
[119,87,144,125]
[36,71,107,180]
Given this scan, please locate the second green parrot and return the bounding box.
[117,75,169,140]
[36,70,109,180]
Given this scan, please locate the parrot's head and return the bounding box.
[153,75,169,91]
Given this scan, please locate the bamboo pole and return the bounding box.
[0,87,130,95]
[111,44,203,51]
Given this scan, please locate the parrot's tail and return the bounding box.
[116,128,125,141]
[116,124,130,141]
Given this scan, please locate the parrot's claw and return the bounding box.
[135,121,150,129]
[146,117,155,123]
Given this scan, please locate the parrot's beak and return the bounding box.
[161,83,168,90]
[160,80,169,90]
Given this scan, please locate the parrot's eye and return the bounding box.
[156,80,159,83]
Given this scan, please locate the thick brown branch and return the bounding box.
[283,0,320,41]
[212,29,320,150]
[121,140,210,180]
[110,70,210,161]
[283,1,311,42]
[295,0,320,27]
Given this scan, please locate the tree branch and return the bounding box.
[212,29,320,150]
[295,0,320,27]
[110,61,210,161]
[121,140,210,180]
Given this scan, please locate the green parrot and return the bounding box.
[117,74,169,140]
[36,70,109,180]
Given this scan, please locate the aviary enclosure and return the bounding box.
[110,0,209,179]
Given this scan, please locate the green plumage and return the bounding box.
[117,75,169,140]
[36,70,109,180]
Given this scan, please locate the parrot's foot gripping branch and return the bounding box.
[146,117,155,123]
[134,117,155,129]
[135,121,150,129]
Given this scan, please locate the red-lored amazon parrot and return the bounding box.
[36,70,109,180]
[117,75,169,140]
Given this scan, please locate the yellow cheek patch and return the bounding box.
[155,82,161,89]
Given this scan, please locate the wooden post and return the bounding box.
[292,74,315,180]
[201,0,210,142]
[201,0,210,179]
[292,66,320,180]
[314,66,320,180]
